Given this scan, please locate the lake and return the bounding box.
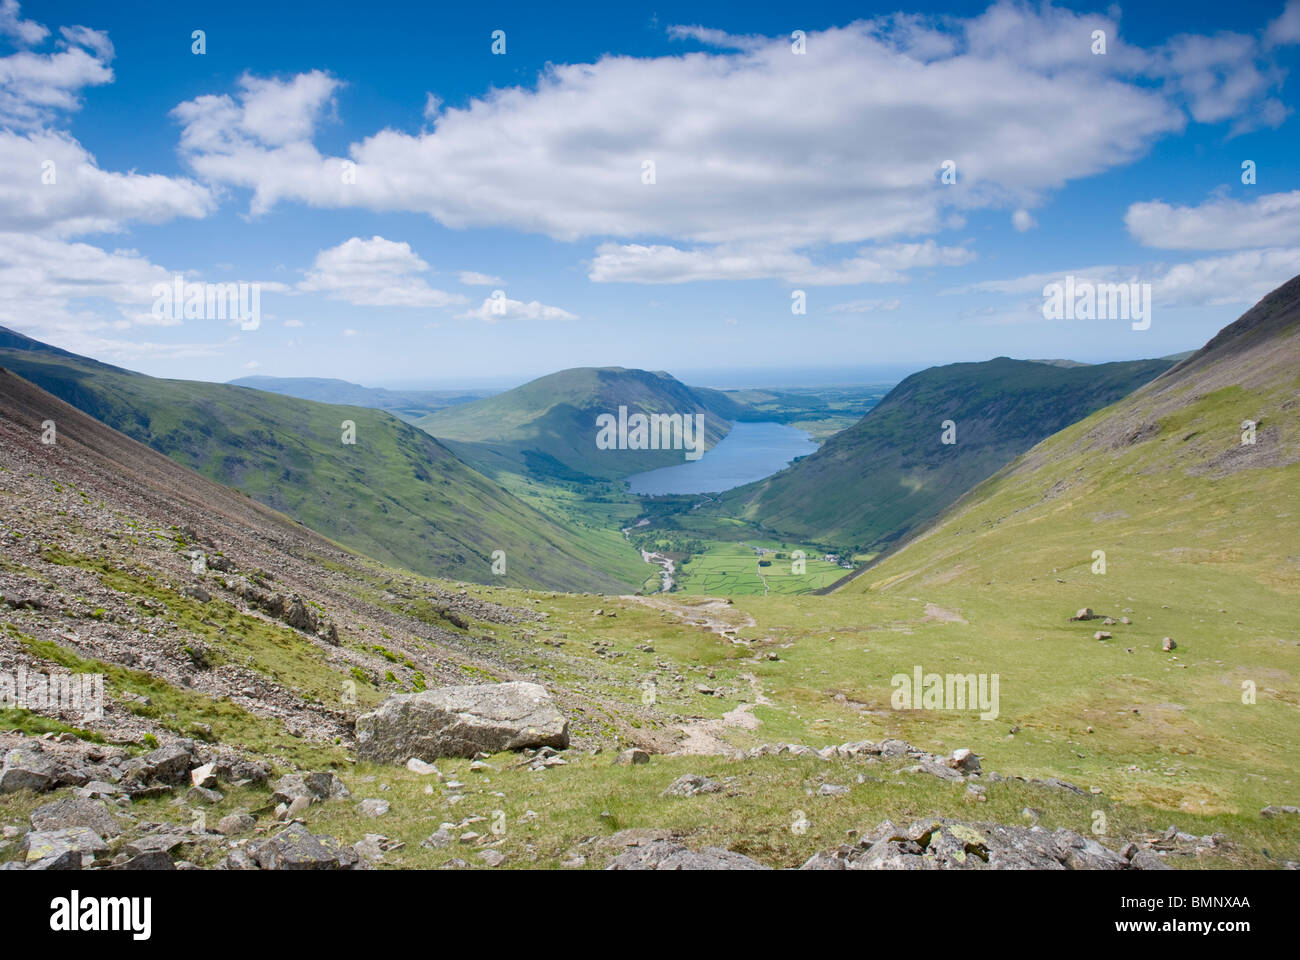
[626,421,818,495]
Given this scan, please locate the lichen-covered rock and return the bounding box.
[803,817,1156,871]
[1,746,60,793]
[355,682,569,762]
[606,838,769,870]
[29,796,125,838]
[251,823,360,870]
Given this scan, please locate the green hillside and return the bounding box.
[0,328,646,592]
[794,276,1300,819]
[416,366,733,482]
[710,355,1175,550]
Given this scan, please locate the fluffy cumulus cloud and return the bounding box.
[458,294,577,324]
[169,2,1300,285]
[0,232,285,359]
[299,236,465,308]
[0,129,213,236]
[0,3,113,128]
[0,2,223,358]
[959,246,1300,309]
[1125,191,1300,251]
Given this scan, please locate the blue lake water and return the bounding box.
[626,421,818,495]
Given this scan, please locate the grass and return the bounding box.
[675,540,849,595]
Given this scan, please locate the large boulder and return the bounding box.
[802,818,1152,871]
[355,682,569,762]
[30,797,125,838]
[0,746,61,794]
[251,823,360,870]
[606,839,769,871]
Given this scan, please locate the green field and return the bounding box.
[675,540,849,595]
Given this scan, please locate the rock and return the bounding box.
[1162,637,1177,651]
[271,771,348,806]
[1094,631,1112,640]
[1261,805,1300,818]
[355,682,569,762]
[478,848,507,868]
[606,838,769,870]
[359,799,390,817]
[124,833,186,857]
[190,762,218,788]
[662,774,723,798]
[130,743,195,785]
[950,748,981,774]
[222,849,259,871]
[29,797,124,838]
[109,851,176,870]
[405,758,441,776]
[1071,608,1095,621]
[286,796,311,819]
[0,746,61,793]
[817,784,850,797]
[283,595,317,632]
[809,818,1154,871]
[217,813,256,836]
[614,748,651,766]
[23,827,108,867]
[186,786,224,804]
[420,827,453,849]
[183,585,211,603]
[24,849,82,871]
[303,771,350,800]
[251,823,360,870]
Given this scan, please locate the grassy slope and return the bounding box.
[0,336,646,592]
[711,356,1174,550]
[723,281,1300,830]
[416,367,733,482]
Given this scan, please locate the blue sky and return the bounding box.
[4,0,1300,387]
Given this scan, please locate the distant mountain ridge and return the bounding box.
[228,376,491,423]
[0,327,645,591]
[416,366,737,482]
[709,354,1177,551]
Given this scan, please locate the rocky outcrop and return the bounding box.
[801,818,1164,870]
[251,823,361,870]
[355,682,569,762]
[606,837,770,870]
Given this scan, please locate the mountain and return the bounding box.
[416,366,735,481]
[850,273,1300,597]
[709,354,1177,551]
[0,328,644,592]
[227,376,490,423]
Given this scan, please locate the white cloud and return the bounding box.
[299,236,466,308]
[830,297,901,314]
[176,5,1290,282]
[0,129,213,236]
[588,241,972,285]
[458,295,577,324]
[957,247,1300,309]
[172,71,344,216]
[283,318,303,327]
[1265,0,1300,48]
[0,231,276,362]
[0,1,48,46]
[1011,208,1037,232]
[0,30,114,127]
[1126,191,1300,251]
[457,270,504,286]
